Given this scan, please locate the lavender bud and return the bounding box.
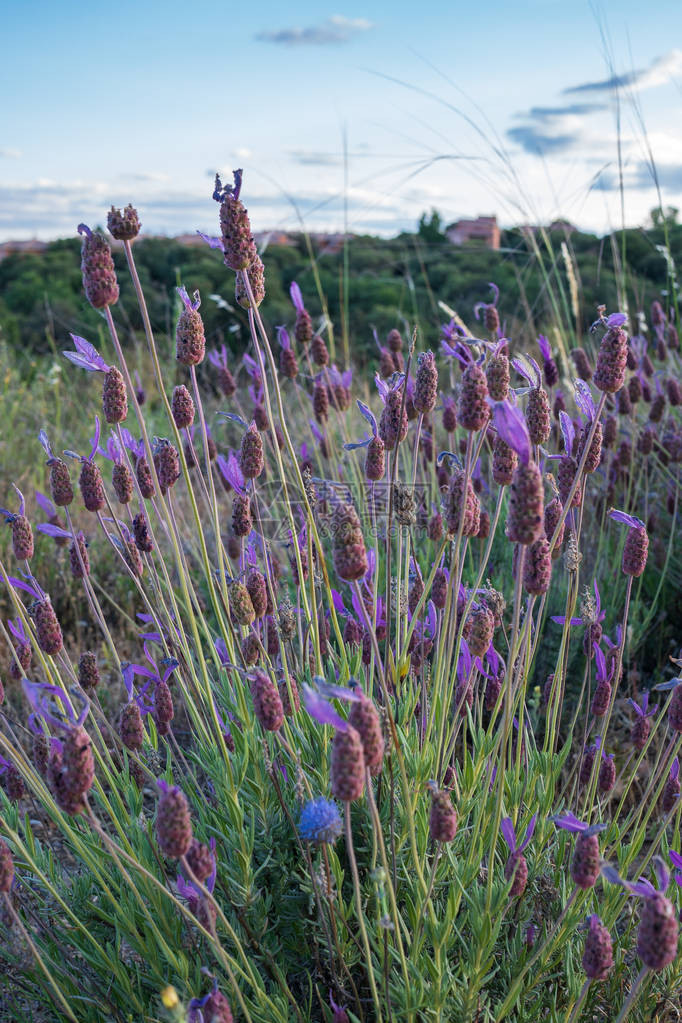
[0,838,14,893]
[245,570,268,619]
[365,435,386,482]
[313,381,329,424]
[594,325,628,394]
[332,502,368,582]
[577,421,602,474]
[153,439,180,494]
[112,463,134,504]
[446,469,481,536]
[331,726,365,802]
[458,362,489,431]
[557,457,582,508]
[428,785,458,842]
[102,367,128,424]
[582,916,613,979]
[219,187,258,271]
[33,597,63,655]
[414,351,438,413]
[504,851,528,898]
[171,385,195,429]
[186,839,214,883]
[598,755,615,793]
[78,651,99,692]
[156,783,193,859]
[250,670,284,731]
[136,455,156,499]
[506,462,544,546]
[231,493,252,538]
[526,388,551,446]
[239,423,264,479]
[279,345,299,380]
[107,204,140,241]
[544,497,565,558]
[637,894,679,971]
[348,692,384,774]
[622,524,648,577]
[492,436,517,486]
[132,512,153,553]
[523,536,552,595]
[119,701,145,751]
[235,255,265,308]
[176,304,206,366]
[10,515,34,561]
[80,227,119,309]
[571,347,593,381]
[230,581,255,627]
[79,460,106,513]
[379,389,408,449]
[49,458,74,507]
[487,353,509,401]
[154,679,174,735]
[67,530,89,578]
[311,335,330,368]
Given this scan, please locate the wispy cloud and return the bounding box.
[593,159,682,192]
[255,14,373,46]
[564,49,682,96]
[0,147,22,159]
[506,103,602,155]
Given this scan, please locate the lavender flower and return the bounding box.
[500,814,536,898]
[299,798,343,843]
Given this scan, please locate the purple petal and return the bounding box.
[518,814,537,853]
[594,644,607,683]
[196,230,224,252]
[488,282,500,306]
[88,417,101,463]
[7,617,27,642]
[331,589,346,614]
[628,878,657,898]
[457,638,472,682]
[317,680,362,703]
[500,817,517,853]
[357,400,378,436]
[607,313,627,327]
[609,509,645,529]
[511,357,534,387]
[426,600,437,638]
[222,452,245,494]
[601,864,624,886]
[490,400,531,465]
[536,334,551,360]
[68,334,109,372]
[289,281,304,313]
[277,325,291,350]
[374,373,389,402]
[35,491,56,517]
[303,684,349,732]
[559,411,575,456]
[37,523,72,539]
[8,576,41,599]
[654,857,670,893]
[574,379,596,420]
[552,811,587,833]
[177,285,201,312]
[38,430,53,459]
[670,850,682,870]
[672,758,680,782]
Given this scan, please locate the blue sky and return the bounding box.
[1,0,681,240]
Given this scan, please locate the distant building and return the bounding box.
[0,239,48,261]
[445,216,500,250]
[548,219,577,234]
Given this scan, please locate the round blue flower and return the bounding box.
[299,797,342,844]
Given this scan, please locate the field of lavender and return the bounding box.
[1,170,681,1023]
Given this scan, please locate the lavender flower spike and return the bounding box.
[500,813,537,853]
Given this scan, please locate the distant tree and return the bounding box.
[417,210,445,243]
[650,206,679,229]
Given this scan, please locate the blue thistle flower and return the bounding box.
[299,798,342,844]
